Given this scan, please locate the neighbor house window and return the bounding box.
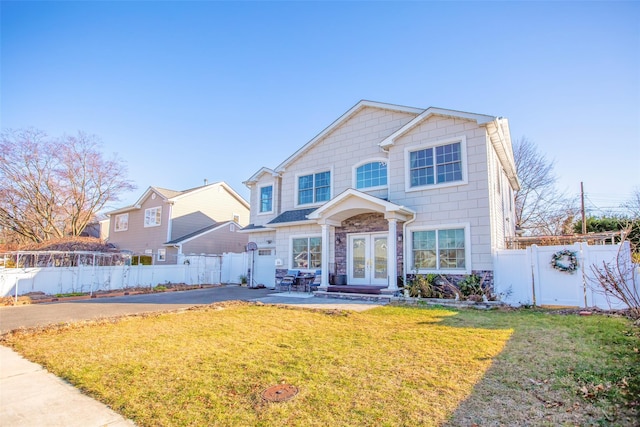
[157,249,166,262]
[298,171,330,205]
[144,207,161,227]
[292,237,322,269]
[412,227,466,270]
[114,213,129,232]
[260,185,273,213]
[355,161,387,189]
[408,139,464,189]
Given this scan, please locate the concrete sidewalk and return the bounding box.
[0,345,135,426]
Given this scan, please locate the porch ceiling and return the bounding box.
[307,189,415,225]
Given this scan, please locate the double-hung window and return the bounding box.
[114,213,128,232]
[412,227,467,271]
[260,185,273,213]
[355,161,387,190]
[407,138,465,189]
[292,237,322,269]
[298,171,330,205]
[144,207,161,227]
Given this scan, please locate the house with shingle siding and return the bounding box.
[242,100,519,290]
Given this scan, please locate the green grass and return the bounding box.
[3,303,639,426]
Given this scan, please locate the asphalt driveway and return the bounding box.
[0,285,384,334]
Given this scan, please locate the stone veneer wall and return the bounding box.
[405,270,495,291]
[334,213,404,277]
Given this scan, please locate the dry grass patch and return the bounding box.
[2,303,638,426]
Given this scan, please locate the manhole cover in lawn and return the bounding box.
[261,384,299,402]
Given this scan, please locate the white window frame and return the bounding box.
[352,158,389,191]
[144,206,162,227]
[114,213,129,232]
[407,223,471,274]
[258,184,274,214]
[289,234,322,271]
[157,249,166,262]
[404,135,468,193]
[294,169,333,207]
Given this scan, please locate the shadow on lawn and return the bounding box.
[437,310,640,426]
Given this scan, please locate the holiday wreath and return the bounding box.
[550,249,579,273]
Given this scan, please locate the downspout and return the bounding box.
[402,212,417,286]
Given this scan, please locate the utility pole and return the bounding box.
[580,182,587,234]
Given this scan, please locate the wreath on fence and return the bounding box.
[550,249,579,273]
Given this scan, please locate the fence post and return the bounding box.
[579,242,588,308]
[530,244,538,306]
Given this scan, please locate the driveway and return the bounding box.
[0,286,383,334]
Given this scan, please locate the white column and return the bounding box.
[387,218,398,290]
[320,223,330,289]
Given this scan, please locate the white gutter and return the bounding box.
[402,212,417,285]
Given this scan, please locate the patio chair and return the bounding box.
[278,269,300,292]
[309,270,322,293]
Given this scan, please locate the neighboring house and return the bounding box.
[106,182,250,264]
[242,100,519,290]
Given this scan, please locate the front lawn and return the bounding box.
[3,303,639,426]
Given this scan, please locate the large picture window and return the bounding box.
[408,139,464,189]
[298,171,330,205]
[292,237,322,269]
[260,185,273,213]
[412,227,466,270]
[114,213,128,232]
[355,161,387,189]
[144,207,161,227]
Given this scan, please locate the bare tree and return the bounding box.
[622,188,640,218]
[588,230,640,320]
[0,128,135,243]
[513,137,577,235]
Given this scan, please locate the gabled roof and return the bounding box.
[379,107,496,148]
[378,107,519,190]
[164,221,239,245]
[106,181,249,215]
[243,167,278,186]
[307,189,415,224]
[242,100,423,182]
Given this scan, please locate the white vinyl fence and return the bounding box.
[494,242,638,310]
[0,252,249,297]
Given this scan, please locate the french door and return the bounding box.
[348,233,388,286]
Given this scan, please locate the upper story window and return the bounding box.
[298,171,330,205]
[406,137,466,191]
[259,185,273,213]
[114,213,128,232]
[144,206,161,227]
[355,161,387,190]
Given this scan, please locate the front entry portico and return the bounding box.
[307,189,416,292]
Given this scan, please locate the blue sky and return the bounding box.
[2,1,639,216]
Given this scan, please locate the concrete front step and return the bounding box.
[314,291,394,302]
